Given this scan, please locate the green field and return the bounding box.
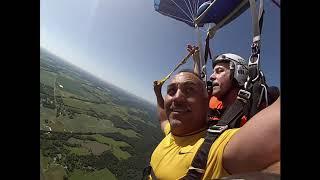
[69,168,116,180]
[82,140,110,155]
[59,90,83,99]
[62,97,96,111]
[67,137,110,155]
[67,146,91,156]
[56,75,88,98]
[61,113,115,133]
[89,134,131,159]
[62,96,131,120]
[67,135,131,159]
[40,49,162,180]
[117,128,139,138]
[90,134,130,147]
[68,137,83,144]
[50,120,66,132]
[56,75,103,102]
[43,164,67,180]
[40,150,51,170]
[40,69,57,87]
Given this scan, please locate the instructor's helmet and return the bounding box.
[212,53,248,86]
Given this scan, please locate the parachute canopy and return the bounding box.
[154,0,252,28]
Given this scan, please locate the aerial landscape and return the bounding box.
[40,48,163,180]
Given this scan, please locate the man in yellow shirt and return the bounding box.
[148,70,280,179]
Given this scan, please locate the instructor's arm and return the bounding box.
[223,97,280,174]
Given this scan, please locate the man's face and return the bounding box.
[164,72,208,136]
[210,62,233,99]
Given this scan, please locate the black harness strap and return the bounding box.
[204,35,213,64]
[142,165,151,180]
[142,165,157,180]
[247,74,265,119]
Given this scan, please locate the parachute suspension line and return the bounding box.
[182,0,194,20]
[193,0,198,18]
[187,0,196,19]
[195,0,201,18]
[271,0,280,8]
[156,47,199,85]
[169,0,194,22]
[191,0,195,17]
[189,0,197,18]
[157,10,194,25]
[195,24,207,84]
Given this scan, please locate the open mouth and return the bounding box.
[173,109,190,113]
[212,82,219,87]
[171,107,191,114]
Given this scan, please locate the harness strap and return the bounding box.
[271,0,280,8]
[183,97,249,180]
[183,132,220,180]
[142,165,157,180]
[258,0,265,33]
[204,35,213,65]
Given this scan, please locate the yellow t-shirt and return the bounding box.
[150,123,239,180]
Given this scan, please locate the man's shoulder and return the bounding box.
[218,129,239,141]
[201,129,240,179]
[208,128,239,153]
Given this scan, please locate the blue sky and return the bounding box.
[40,0,280,105]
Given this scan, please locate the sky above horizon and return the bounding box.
[40,0,280,105]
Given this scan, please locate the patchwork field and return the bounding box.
[40,48,162,180]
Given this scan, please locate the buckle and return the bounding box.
[207,125,228,134]
[238,89,251,100]
[188,167,205,174]
[248,54,261,82]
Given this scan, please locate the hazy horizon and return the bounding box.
[41,46,157,106]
